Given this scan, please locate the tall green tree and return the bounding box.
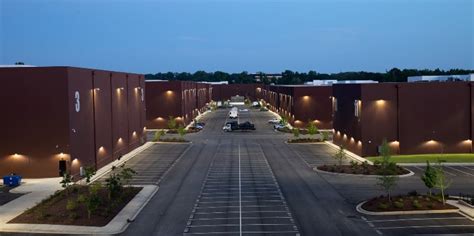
[433,161,452,205]
[376,139,399,202]
[421,161,437,196]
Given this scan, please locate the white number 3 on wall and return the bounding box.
[74,91,80,112]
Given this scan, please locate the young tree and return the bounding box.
[60,173,73,195]
[292,128,300,138]
[433,161,452,205]
[280,115,288,126]
[376,139,399,202]
[307,121,318,137]
[333,145,347,166]
[167,116,177,130]
[119,164,137,187]
[177,125,187,139]
[83,166,96,184]
[153,130,165,142]
[421,161,437,196]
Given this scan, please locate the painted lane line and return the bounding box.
[367,216,466,223]
[239,143,242,236]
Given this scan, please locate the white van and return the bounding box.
[229,110,238,119]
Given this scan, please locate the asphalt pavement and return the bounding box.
[120,107,474,236]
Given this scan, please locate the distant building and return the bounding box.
[252,73,283,82]
[305,80,378,85]
[408,74,474,82]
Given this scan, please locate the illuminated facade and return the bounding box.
[332,82,473,157]
[0,67,146,178]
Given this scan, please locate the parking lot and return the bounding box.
[288,143,350,168]
[405,165,474,178]
[97,143,190,185]
[362,213,474,235]
[184,140,299,235]
[122,107,474,236]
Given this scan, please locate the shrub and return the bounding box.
[394,201,404,209]
[349,160,358,169]
[66,199,78,212]
[377,203,389,210]
[322,132,329,141]
[412,200,422,209]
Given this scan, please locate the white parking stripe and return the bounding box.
[445,166,474,177]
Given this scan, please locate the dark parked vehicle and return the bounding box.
[238,121,255,130]
[223,121,255,131]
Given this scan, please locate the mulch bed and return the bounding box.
[10,185,142,226]
[288,138,322,143]
[317,164,409,175]
[362,195,457,212]
[0,186,24,206]
[159,138,189,143]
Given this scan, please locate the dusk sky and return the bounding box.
[1,0,473,74]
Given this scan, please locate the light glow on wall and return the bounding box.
[156,117,164,121]
[376,99,386,106]
[426,139,438,145]
[133,131,137,136]
[166,90,173,95]
[302,96,310,100]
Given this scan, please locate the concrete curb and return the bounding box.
[91,142,154,183]
[446,199,474,220]
[154,140,192,144]
[285,141,324,145]
[398,163,474,166]
[325,141,373,165]
[313,166,415,178]
[0,185,159,235]
[356,201,459,216]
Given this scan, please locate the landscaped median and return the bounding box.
[356,193,459,216]
[0,164,159,234]
[367,153,474,164]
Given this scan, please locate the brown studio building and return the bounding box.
[0,67,146,178]
[145,80,209,129]
[333,82,473,157]
[263,85,333,129]
[211,83,262,102]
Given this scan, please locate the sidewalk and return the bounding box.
[0,142,159,234]
[0,177,62,225]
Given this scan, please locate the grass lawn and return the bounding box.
[367,153,474,163]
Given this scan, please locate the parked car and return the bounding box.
[239,121,256,130]
[274,124,286,129]
[268,118,280,124]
